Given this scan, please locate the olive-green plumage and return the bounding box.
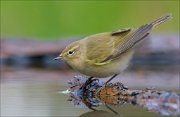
[55,14,172,79]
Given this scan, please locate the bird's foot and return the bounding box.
[80,77,94,92]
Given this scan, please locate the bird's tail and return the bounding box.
[150,13,172,28]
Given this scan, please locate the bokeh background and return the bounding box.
[1,1,179,117]
[1,1,179,39]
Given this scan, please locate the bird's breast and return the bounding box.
[76,50,134,78]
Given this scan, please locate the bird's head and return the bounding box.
[54,41,81,63]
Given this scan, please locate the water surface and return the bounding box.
[1,68,178,117]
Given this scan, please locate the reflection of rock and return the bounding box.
[66,76,180,116]
[79,110,120,117]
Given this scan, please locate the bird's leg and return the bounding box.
[81,76,93,91]
[105,74,118,86]
[85,76,94,85]
[98,74,118,95]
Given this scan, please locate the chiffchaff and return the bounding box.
[55,14,172,84]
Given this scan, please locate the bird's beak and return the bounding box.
[53,56,62,60]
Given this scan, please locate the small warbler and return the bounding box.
[55,14,172,84]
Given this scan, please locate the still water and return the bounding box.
[1,67,178,117]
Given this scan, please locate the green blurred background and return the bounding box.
[1,1,179,39]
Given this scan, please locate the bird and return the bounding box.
[54,14,172,85]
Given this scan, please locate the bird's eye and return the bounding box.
[68,51,74,55]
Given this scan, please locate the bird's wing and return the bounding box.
[85,14,171,64]
[101,14,172,62]
[100,24,152,63]
[85,33,114,65]
[85,29,132,65]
